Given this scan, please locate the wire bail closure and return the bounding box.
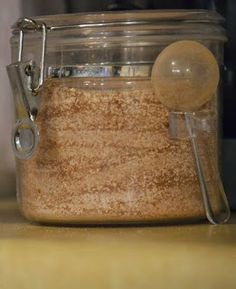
[16,17,47,94]
[7,17,47,159]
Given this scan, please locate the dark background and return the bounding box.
[21,0,236,208]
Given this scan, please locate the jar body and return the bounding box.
[10,10,226,224]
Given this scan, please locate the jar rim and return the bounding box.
[10,9,226,45]
[31,9,224,31]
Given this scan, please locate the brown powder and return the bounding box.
[17,78,208,224]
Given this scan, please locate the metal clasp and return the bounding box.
[16,17,47,94]
[7,17,47,159]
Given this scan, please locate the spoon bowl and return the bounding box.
[151,40,219,111]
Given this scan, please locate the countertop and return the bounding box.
[0,199,236,289]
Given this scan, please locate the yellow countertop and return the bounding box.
[0,198,236,289]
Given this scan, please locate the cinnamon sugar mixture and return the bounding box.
[17,78,206,224]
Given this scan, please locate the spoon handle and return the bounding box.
[185,113,230,224]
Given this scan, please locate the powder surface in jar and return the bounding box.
[17,78,209,224]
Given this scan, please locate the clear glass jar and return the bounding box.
[7,10,230,224]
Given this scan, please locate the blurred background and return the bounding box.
[1,0,235,208]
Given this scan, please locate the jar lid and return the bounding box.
[11,9,226,43]
[32,9,224,30]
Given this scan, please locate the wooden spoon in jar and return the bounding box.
[151,40,230,224]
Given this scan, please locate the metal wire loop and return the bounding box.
[16,17,47,93]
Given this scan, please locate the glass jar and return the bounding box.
[7,10,230,224]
